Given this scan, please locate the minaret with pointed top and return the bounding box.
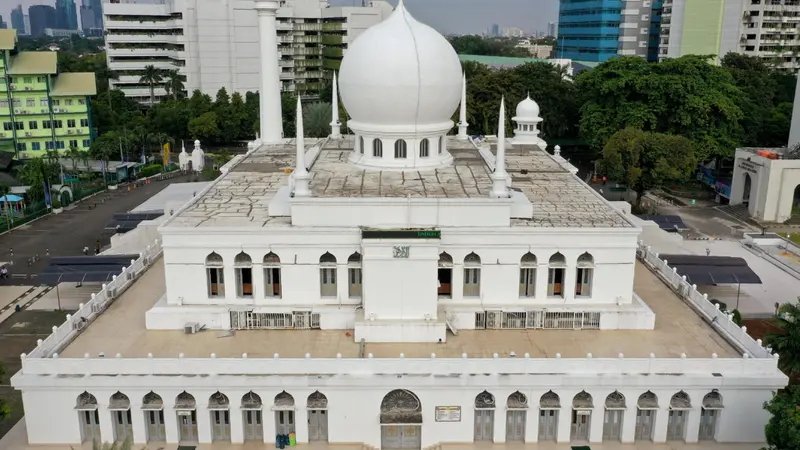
[331,72,341,139]
[293,97,311,197]
[457,73,468,140]
[490,97,509,199]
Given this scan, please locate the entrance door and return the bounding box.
[634,409,655,441]
[113,410,133,441]
[211,410,231,441]
[145,410,166,442]
[474,409,494,441]
[275,410,295,435]
[244,410,263,441]
[666,410,687,441]
[698,409,719,441]
[519,268,535,296]
[538,410,557,441]
[438,268,452,296]
[308,409,328,441]
[348,268,362,298]
[571,410,590,441]
[381,425,421,449]
[264,268,281,297]
[603,410,622,441]
[178,411,198,443]
[79,410,101,442]
[505,410,525,441]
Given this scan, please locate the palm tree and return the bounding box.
[765,300,800,376]
[139,65,163,106]
[66,145,82,176]
[303,102,332,138]
[164,69,185,100]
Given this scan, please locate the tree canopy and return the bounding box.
[447,35,530,58]
[764,386,800,450]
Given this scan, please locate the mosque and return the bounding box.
[10,0,787,448]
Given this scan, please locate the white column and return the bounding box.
[164,408,179,443]
[457,73,468,140]
[620,407,638,443]
[588,408,604,443]
[536,265,548,299]
[652,407,670,443]
[331,72,341,139]
[294,97,311,197]
[493,410,506,443]
[684,409,701,443]
[337,263,349,304]
[294,407,309,443]
[131,404,147,445]
[99,406,116,444]
[230,407,245,444]
[255,1,283,144]
[524,409,538,443]
[263,410,277,444]
[197,408,213,443]
[789,72,800,148]
[556,408,571,443]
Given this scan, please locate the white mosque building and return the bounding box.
[10,0,787,448]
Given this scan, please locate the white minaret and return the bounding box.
[790,73,800,148]
[255,1,283,144]
[293,97,311,197]
[331,72,342,139]
[457,73,469,140]
[178,142,189,171]
[490,97,509,198]
[191,140,205,173]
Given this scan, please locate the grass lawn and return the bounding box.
[777,231,800,245]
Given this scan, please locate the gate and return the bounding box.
[308,410,328,441]
[634,409,655,441]
[113,410,133,441]
[474,409,493,441]
[244,410,263,441]
[666,410,687,441]
[381,425,421,449]
[603,409,622,441]
[571,410,590,441]
[505,410,526,441]
[178,411,198,443]
[145,410,166,442]
[699,409,718,441]
[79,410,101,442]
[538,410,557,441]
[211,410,231,441]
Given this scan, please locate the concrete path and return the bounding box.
[27,283,102,311]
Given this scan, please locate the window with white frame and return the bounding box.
[347,252,362,298]
[547,252,566,298]
[575,252,594,297]
[319,252,337,297]
[394,139,407,159]
[206,252,225,297]
[263,252,281,298]
[519,252,537,297]
[463,252,481,297]
[373,139,383,157]
[234,252,253,298]
[419,138,429,157]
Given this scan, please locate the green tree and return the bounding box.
[0,361,7,419]
[765,300,800,376]
[139,65,163,106]
[601,128,696,208]
[164,69,185,101]
[244,91,260,136]
[229,92,250,140]
[189,111,221,143]
[281,92,298,138]
[66,145,82,174]
[304,102,332,138]
[448,35,530,57]
[89,131,125,182]
[763,387,800,450]
[188,90,213,118]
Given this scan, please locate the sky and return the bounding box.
[2,0,559,36]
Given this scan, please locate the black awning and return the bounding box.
[105,211,163,234]
[38,255,141,285]
[637,215,689,231]
[659,254,762,285]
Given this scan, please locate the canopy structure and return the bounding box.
[105,211,164,234]
[638,215,689,231]
[660,254,762,285]
[0,194,23,202]
[38,255,140,285]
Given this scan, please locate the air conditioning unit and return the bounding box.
[41,109,47,113]
[0,133,4,138]
[9,84,16,90]
[21,110,27,114]
[67,130,74,135]
[13,109,20,114]
[25,132,31,137]
[24,87,32,91]
[184,322,199,334]
[20,152,30,159]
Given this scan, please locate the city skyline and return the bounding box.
[5,0,559,36]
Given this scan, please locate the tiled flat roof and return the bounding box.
[59,259,738,359]
[167,136,632,229]
[8,52,57,75]
[51,72,97,96]
[0,29,17,50]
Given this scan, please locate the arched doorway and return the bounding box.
[75,391,100,442]
[571,391,593,441]
[699,391,723,441]
[109,391,132,442]
[742,173,752,205]
[209,391,231,441]
[474,391,495,441]
[380,389,422,449]
[539,391,560,441]
[667,391,691,442]
[506,391,528,441]
[603,391,625,441]
[241,391,263,441]
[635,391,658,441]
[307,391,329,442]
[274,391,296,435]
[175,391,198,443]
[142,392,166,442]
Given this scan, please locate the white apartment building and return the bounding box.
[659,0,800,71]
[103,0,392,103]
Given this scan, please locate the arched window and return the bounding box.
[234,252,253,298]
[307,391,328,409]
[320,252,337,297]
[576,252,594,297]
[520,252,537,297]
[547,252,566,298]
[175,391,196,410]
[76,392,98,410]
[348,252,362,298]
[142,392,163,410]
[668,391,691,441]
[209,391,230,410]
[670,391,692,409]
[572,391,593,409]
[605,391,626,409]
[700,392,723,440]
[638,391,659,409]
[274,391,295,409]
[702,392,723,409]
[109,392,131,410]
[380,390,422,424]
[373,139,383,157]
[263,252,281,298]
[507,391,528,409]
[463,252,481,297]
[419,138,429,157]
[540,391,560,409]
[475,391,495,408]
[394,139,407,159]
[359,136,364,154]
[438,252,453,298]
[242,391,262,410]
[206,252,224,298]
[274,391,296,435]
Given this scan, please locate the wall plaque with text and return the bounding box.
[362,229,441,239]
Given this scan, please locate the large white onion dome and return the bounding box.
[515,95,541,120]
[338,0,462,135]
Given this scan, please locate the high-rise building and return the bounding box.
[10,5,25,35]
[103,0,394,103]
[556,0,662,62]
[0,16,6,30]
[547,21,558,38]
[658,0,800,71]
[29,5,57,37]
[490,23,500,37]
[55,0,80,31]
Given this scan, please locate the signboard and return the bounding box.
[362,229,441,239]
[714,181,732,199]
[162,142,171,167]
[434,406,461,422]
[576,410,591,416]
[737,159,760,174]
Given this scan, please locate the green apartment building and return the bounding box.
[0,29,97,159]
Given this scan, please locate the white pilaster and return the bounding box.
[294,407,309,444]
[230,407,245,444]
[99,405,116,443]
[490,97,509,199]
[293,97,311,197]
[524,408,538,443]
[789,72,800,148]
[589,408,604,443]
[652,406,670,443]
[197,408,213,443]
[685,408,701,443]
[263,410,277,444]
[621,406,638,443]
[164,408,179,443]
[130,402,147,444]
[331,72,341,139]
[556,408,571,443]
[255,1,283,144]
[457,73,468,140]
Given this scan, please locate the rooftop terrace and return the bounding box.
[59,258,738,360]
[166,136,632,229]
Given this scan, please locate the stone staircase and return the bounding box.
[715,204,755,224]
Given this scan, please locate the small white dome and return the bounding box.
[515,96,540,119]
[338,1,462,134]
